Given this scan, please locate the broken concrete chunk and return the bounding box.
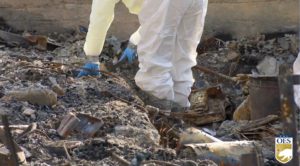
[22,107,36,116]
[256,56,279,76]
[226,50,240,61]
[6,87,57,106]
[216,120,238,137]
[114,125,160,146]
[51,84,65,96]
[33,60,44,67]
[49,77,65,96]
[277,37,289,50]
[179,141,263,166]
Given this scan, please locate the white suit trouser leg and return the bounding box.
[135,0,208,107]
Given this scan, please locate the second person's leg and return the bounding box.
[135,0,192,105]
[171,0,208,108]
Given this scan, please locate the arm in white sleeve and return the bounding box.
[84,0,119,57]
[123,0,144,14]
[129,27,141,45]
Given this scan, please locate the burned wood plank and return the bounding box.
[172,87,227,125]
[0,116,27,166]
[0,30,61,51]
[0,125,29,130]
[45,140,83,158]
[2,115,19,166]
[0,30,30,48]
[235,115,279,132]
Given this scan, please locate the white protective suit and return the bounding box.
[293,53,300,108]
[84,0,143,56]
[135,0,208,107]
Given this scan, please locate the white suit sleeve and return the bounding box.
[129,27,141,45]
[123,0,144,14]
[84,0,119,57]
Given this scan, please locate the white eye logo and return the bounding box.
[278,149,293,161]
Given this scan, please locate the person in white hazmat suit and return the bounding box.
[81,0,208,112]
[78,0,143,77]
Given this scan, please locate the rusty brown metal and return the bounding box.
[57,113,103,138]
[278,71,299,165]
[240,153,263,166]
[248,76,281,120]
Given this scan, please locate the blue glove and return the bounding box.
[118,47,136,64]
[77,62,100,77]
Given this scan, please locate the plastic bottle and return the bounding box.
[7,88,57,106]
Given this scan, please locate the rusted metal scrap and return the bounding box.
[278,66,300,166]
[57,112,103,138]
[179,141,263,166]
[172,86,227,125]
[248,76,280,120]
[177,128,264,166]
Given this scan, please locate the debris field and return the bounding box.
[0,24,299,166]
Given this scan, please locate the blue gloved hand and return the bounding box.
[118,45,136,64]
[77,62,100,77]
[118,47,136,64]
